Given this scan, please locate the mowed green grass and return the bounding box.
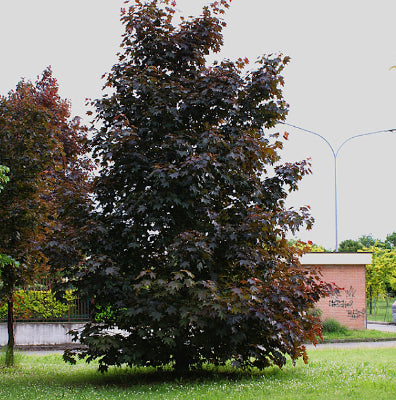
[323,328,396,341]
[1,347,396,400]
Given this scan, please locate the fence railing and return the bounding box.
[367,295,395,323]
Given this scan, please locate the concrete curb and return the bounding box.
[2,338,396,352]
[321,337,396,344]
[0,344,86,352]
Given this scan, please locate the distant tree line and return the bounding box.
[338,233,396,252]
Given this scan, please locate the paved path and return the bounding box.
[21,349,64,355]
[367,322,396,332]
[24,341,396,354]
[306,322,396,349]
[307,340,396,349]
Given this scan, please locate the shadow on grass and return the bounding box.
[14,353,300,389]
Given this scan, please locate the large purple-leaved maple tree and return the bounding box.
[66,0,333,373]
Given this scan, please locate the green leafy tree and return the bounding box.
[338,239,364,253]
[0,69,92,364]
[365,245,396,314]
[358,234,379,248]
[66,0,333,373]
[0,165,9,189]
[0,255,24,366]
[385,232,396,248]
[340,232,396,312]
[0,166,13,365]
[0,165,24,366]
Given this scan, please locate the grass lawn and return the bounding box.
[1,347,396,400]
[323,328,396,341]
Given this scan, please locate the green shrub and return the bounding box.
[322,318,349,334]
[308,307,323,318]
[0,290,75,321]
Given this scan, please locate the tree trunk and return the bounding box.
[173,333,191,375]
[5,296,14,367]
[174,348,189,375]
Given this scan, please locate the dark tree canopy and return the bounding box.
[0,68,93,365]
[0,67,92,278]
[66,0,332,373]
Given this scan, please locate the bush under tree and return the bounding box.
[65,0,333,373]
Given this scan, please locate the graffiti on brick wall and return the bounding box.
[328,299,353,308]
[345,286,356,298]
[347,309,366,319]
[328,285,365,320]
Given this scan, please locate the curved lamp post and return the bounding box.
[280,122,396,251]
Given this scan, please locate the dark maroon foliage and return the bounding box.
[65,0,333,373]
[0,68,93,363]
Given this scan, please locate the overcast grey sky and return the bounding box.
[1,0,396,249]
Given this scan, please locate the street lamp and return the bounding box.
[280,122,396,251]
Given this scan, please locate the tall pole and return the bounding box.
[334,153,338,252]
[281,122,396,251]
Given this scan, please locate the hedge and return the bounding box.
[0,290,76,321]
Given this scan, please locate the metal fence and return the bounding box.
[60,295,90,323]
[367,295,396,323]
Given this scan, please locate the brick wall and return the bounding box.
[301,253,372,330]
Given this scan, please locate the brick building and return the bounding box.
[301,252,372,330]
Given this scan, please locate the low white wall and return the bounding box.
[301,252,372,265]
[0,322,84,346]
